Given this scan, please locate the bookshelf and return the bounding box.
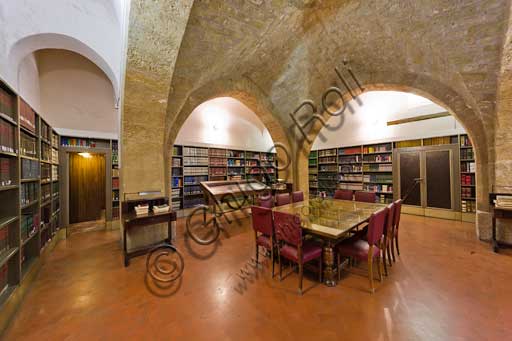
[310,134,477,215]
[0,78,62,312]
[170,144,278,212]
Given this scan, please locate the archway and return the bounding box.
[296,83,489,236]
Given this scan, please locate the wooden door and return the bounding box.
[69,153,106,223]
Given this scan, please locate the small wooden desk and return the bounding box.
[491,206,512,253]
[122,198,177,267]
[273,198,386,286]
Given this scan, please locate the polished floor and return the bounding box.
[4,212,512,340]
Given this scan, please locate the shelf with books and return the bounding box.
[363,142,392,155]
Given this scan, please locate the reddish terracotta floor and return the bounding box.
[3,213,512,340]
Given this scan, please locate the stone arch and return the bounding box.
[296,76,490,237]
[164,77,294,194]
[8,33,119,98]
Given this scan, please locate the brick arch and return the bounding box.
[164,77,295,194]
[295,79,490,236]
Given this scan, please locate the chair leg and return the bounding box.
[271,245,275,278]
[391,236,396,262]
[255,244,259,265]
[395,234,400,256]
[387,243,393,267]
[337,253,340,281]
[298,262,303,295]
[382,242,388,276]
[368,254,374,294]
[377,256,383,282]
[278,249,282,281]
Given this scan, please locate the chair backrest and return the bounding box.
[258,194,273,208]
[274,211,302,246]
[334,189,353,200]
[385,202,395,237]
[366,207,389,246]
[355,191,376,203]
[275,193,291,206]
[292,191,304,203]
[393,199,403,231]
[250,206,273,236]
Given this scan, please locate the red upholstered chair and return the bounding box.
[382,202,395,276]
[337,207,388,293]
[354,191,377,203]
[257,194,273,208]
[334,189,353,200]
[391,199,403,262]
[251,206,275,277]
[275,193,291,207]
[274,211,323,294]
[292,191,304,203]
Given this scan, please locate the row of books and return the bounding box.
[363,164,392,172]
[337,182,364,191]
[339,147,361,155]
[209,157,226,166]
[0,158,14,186]
[112,178,119,189]
[461,187,475,199]
[112,190,119,201]
[41,164,50,181]
[51,134,59,147]
[52,149,59,164]
[318,156,336,164]
[184,185,202,196]
[0,226,10,254]
[378,195,393,204]
[61,137,97,148]
[184,175,208,185]
[183,197,205,208]
[339,155,361,163]
[209,148,226,157]
[171,168,182,177]
[423,136,455,146]
[308,159,317,167]
[41,144,51,162]
[52,182,59,197]
[319,164,337,172]
[460,148,474,160]
[171,201,181,210]
[183,147,208,157]
[209,168,226,176]
[318,173,337,181]
[40,121,51,141]
[172,146,181,156]
[112,141,118,165]
[395,140,421,148]
[112,168,119,177]
[366,174,393,183]
[21,213,39,241]
[364,154,392,163]
[19,100,36,132]
[462,200,476,213]
[21,183,38,205]
[171,188,181,198]
[461,161,476,173]
[183,156,208,166]
[183,167,208,175]
[461,174,474,185]
[339,165,362,173]
[309,174,318,181]
[318,149,337,157]
[228,150,244,158]
[20,132,37,157]
[0,88,16,118]
[363,144,392,154]
[260,154,274,161]
[228,175,244,181]
[460,135,472,147]
[228,159,244,166]
[309,181,318,188]
[340,174,363,182]
[52,165,58,180]
[171,177,183,187]
[172,157,181,167]
[228,169,244,176]
[41,184,51,202]
[0,120,16,153]
[364,184,393,193]
[245,151,260,159]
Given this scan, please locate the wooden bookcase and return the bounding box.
[171,144,278,212]
[0,78,62,311]
[309,134,477,218]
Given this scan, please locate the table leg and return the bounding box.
[323,241,336,287]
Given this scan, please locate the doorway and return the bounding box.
[69,152,106,224]
[394,144,461,219]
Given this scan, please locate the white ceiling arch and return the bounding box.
[8,33,119,99]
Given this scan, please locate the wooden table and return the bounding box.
[491,206,512,253]
[122,198,177,267]
[273,198,386,286]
